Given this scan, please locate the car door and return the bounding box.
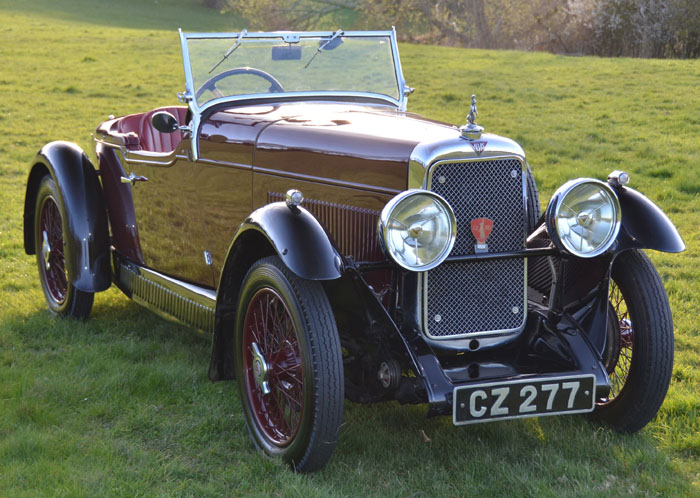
[192,107,266,286]
[126,135,214,287]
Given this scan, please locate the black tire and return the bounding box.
[591,249,674,433]
[34,176,94,319]
[526,165,541,233]
[234,256,344,472]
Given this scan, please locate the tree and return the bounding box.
[217,0,700,58]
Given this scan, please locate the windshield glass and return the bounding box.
[182,32,402,108]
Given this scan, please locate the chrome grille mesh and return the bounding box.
[425,158,526,338]
[426,259,526,336]
[431,158,525,255]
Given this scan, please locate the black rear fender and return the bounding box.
[23,141,111,292]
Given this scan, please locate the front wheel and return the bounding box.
[34,176,94,319]
[592,249,674,432]
[234,256,344,472]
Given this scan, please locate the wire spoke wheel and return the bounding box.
[604,279,634,402]
[34,176,94,318]
[234,256,343,472]
[590,249,674,433]
[39,195,69,305]
[242,288,304,446]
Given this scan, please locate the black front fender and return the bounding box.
[226,202,344,281]
[209,202,343,381]
[616,186,685,253]
[23,141,111,293]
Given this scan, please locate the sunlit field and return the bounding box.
[1,0,698,495]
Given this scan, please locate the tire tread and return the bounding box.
[592,249,674,433]
[237,256,343,473]
[35,175,94,320]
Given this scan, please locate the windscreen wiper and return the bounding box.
[304,29,343,69]
[208,29,248,74]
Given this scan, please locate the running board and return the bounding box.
[115,257,216,334]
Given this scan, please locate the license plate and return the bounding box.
[453,374,596,425]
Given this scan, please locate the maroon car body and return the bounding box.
[23,30,684,472]
[96,103,448,286]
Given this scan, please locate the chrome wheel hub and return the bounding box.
[251,342,271,395]
[42,230,51,271]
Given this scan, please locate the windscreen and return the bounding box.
[184,34,401,107]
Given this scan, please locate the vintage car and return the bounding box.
[23,29,684,472]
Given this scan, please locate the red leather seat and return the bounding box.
[118,106,188,153]
[138,106,188,153]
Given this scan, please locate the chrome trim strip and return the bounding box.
[137,265,217,303]
[420,155,529,341]
[183,30,398,39]
[253,165,402,196]
[199,91,400,114]
[94,133,128,149]
[196,157,254,171]
[117,259,216,334]
[408,133,526,190]
[389,26,409,112]
[124,152,188,166]
[179,28,201,161]
[93,136,189,167]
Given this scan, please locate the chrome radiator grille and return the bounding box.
[425,158,527,339]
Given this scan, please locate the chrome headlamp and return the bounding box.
[378,190,457,271]
[546,179,621,258]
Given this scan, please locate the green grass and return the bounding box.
[1,1,699,496]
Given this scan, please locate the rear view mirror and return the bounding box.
[151,111,179,134]
[272,45,302,60]
[320,37,343,50]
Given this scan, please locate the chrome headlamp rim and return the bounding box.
[378,189,457,271]
[546,178,622,258]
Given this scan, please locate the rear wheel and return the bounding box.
[234,256,343,472]
[34,176,94,319]
[592,249,674,432]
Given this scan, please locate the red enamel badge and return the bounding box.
[471,218,494,245]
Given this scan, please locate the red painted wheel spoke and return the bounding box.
[276,381,303,411]
[272,366,303,392]
[39,196,68,305]
[248,311,262,345]
[258,298,269,353]
[242,287,304,447]
[605,280,634,402]
[268,340,296,363]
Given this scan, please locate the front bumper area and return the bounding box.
[396,305,611,418]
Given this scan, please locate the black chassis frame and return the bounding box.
[24,142,685,418]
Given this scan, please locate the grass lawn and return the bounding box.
[1,1,699,496]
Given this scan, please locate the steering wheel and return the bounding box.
[195,67,284,100]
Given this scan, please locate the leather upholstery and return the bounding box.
[117,106,187,153]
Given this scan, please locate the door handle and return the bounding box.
[120,172,149,185]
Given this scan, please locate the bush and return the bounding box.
[574,0,700,58]
[207,0,700,58]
